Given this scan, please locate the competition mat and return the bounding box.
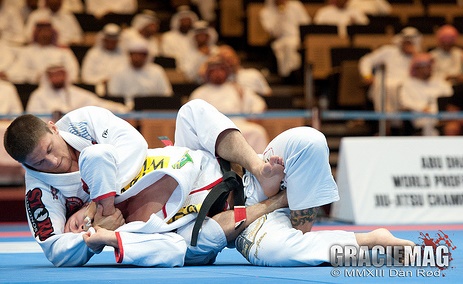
[1,222,461,284]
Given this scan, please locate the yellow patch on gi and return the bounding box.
[122,156,170,192]
[168,204,202,224]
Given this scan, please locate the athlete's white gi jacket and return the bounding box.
[24,106,146,266]
[24,106,227,267]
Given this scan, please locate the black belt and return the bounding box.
[190,158,245,246]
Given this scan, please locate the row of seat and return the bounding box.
[247,2,463,46]
[13,82,298,111]
[302,28,463,80]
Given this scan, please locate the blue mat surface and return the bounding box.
[0,223,461,284]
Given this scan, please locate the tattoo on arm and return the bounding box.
[290,207,319,228]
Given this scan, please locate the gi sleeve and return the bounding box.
[58,106,148,200]
[114,231,187,267]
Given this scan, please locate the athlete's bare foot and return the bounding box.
[355,228,416,249]
[256,156,285,198]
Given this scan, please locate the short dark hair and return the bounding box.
[3,115,52,163]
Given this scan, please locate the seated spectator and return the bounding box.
[430,25,463,85]
[0,39,17,80]
[189,56,269,152]
[161,6,198,69]
[26,65,128,115]
[217,44,272,97]
[359,27,422,114]
[107,38,173,109]
[0,0,26,45]
[259,0,311,77]
[399,53,453,136]
[190,0,216,23]
[7,20,80,84]
[0,79,23,115]
[25,0,83,46]
[120,10,161,60]
[443,84,463,136]
[85,0,137,19]
[81,23,127,88]
[180,20,218,83]
[346,0,391,16]
[314,0,369,38]
[0,79,23,171]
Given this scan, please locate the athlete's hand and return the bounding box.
[83,226,118,253]
[93,205,125,230]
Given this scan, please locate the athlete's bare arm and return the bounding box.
[213,190,288,242]
[83,190,289,252]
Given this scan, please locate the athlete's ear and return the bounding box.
[47,121,59,134]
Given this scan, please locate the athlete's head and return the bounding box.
[65,202,96,233]
[4,115,76,173]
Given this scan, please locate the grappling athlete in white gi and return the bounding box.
[7,99,414,267]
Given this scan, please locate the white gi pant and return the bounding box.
[237,127,358,266]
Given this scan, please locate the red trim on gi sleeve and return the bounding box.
[162,205,167,219]
[92,191,117,202]
[114,232,124,263]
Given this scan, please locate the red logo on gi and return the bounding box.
[26,188,54,241]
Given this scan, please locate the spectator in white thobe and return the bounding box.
[314,0,369,38]
[81,23,127,87]
[217,44,272,97]
[260,0,311,77]
[190,0,216,23]
[7,20,80,83]
[189,56,269,152]
[26,65,128,114]
[359,27,422,113]
[0,40,17,80]
[399,53,453,136]
[120,10,161,60]
[0,0,26,45]
[430,25,463,85]
[85,0,137,18]
[107,38,173,109]
[0,79,24,170]
[161,6,198,69]
[0,79,23,115]
[181,20,218,83]
[346,0,391,16]
[25,0,83,46]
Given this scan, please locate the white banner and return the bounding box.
[331,137,463,225]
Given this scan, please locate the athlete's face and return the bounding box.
[65,206,87,233]
[24,122,77,173]
[65,202,96,233]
